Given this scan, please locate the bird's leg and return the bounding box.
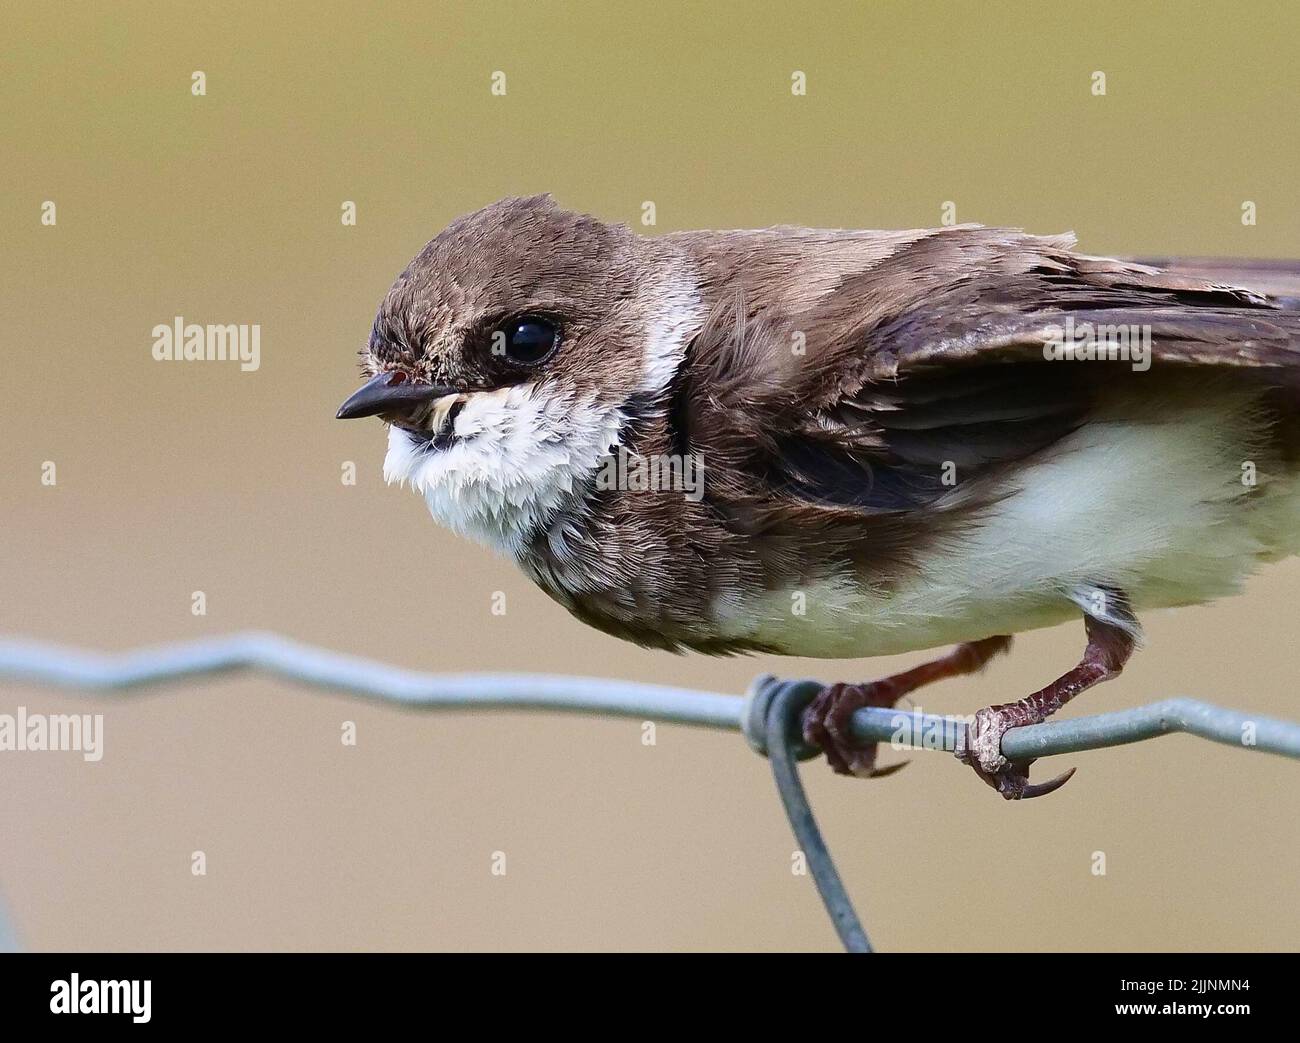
[958,606,1137,800]
[802,635,1012,778]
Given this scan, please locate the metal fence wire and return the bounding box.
[2,631,1299,951]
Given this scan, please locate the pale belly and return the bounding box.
[710,388,1300,658]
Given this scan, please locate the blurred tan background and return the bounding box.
[1,1,1297,951]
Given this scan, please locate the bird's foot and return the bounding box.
[801,681,909,779]
[957,703,1076,800]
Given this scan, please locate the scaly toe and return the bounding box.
[801,682,896,780]
[959,705,1077,800]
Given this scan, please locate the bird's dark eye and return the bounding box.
[496,317,558,365]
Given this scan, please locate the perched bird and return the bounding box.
[337,195,1300,799]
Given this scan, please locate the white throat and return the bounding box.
[383,383,625,557]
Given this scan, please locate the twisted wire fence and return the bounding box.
[2,631,1299,951]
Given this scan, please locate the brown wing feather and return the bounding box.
[684,227,1300,516]
[1129,256,1300,305]
[851,234,1300,382]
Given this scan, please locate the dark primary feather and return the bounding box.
[852,237,1300,381]
[1129,256,1300,309]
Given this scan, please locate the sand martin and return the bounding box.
[338,195,1300,798]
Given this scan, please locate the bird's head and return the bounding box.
[337,195,704,554]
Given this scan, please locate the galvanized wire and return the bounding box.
[762,678,871,952]
[2,631,1298,952]
[0,632,742,728]
[2,631,1298,763]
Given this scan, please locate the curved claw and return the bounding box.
[1020,766,1077,799]
[867,759,909,779]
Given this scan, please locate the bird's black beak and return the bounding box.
[336,371,458,420]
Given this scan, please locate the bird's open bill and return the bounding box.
[336,371,457,420]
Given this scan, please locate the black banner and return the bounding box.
[0,953,1281,1030]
